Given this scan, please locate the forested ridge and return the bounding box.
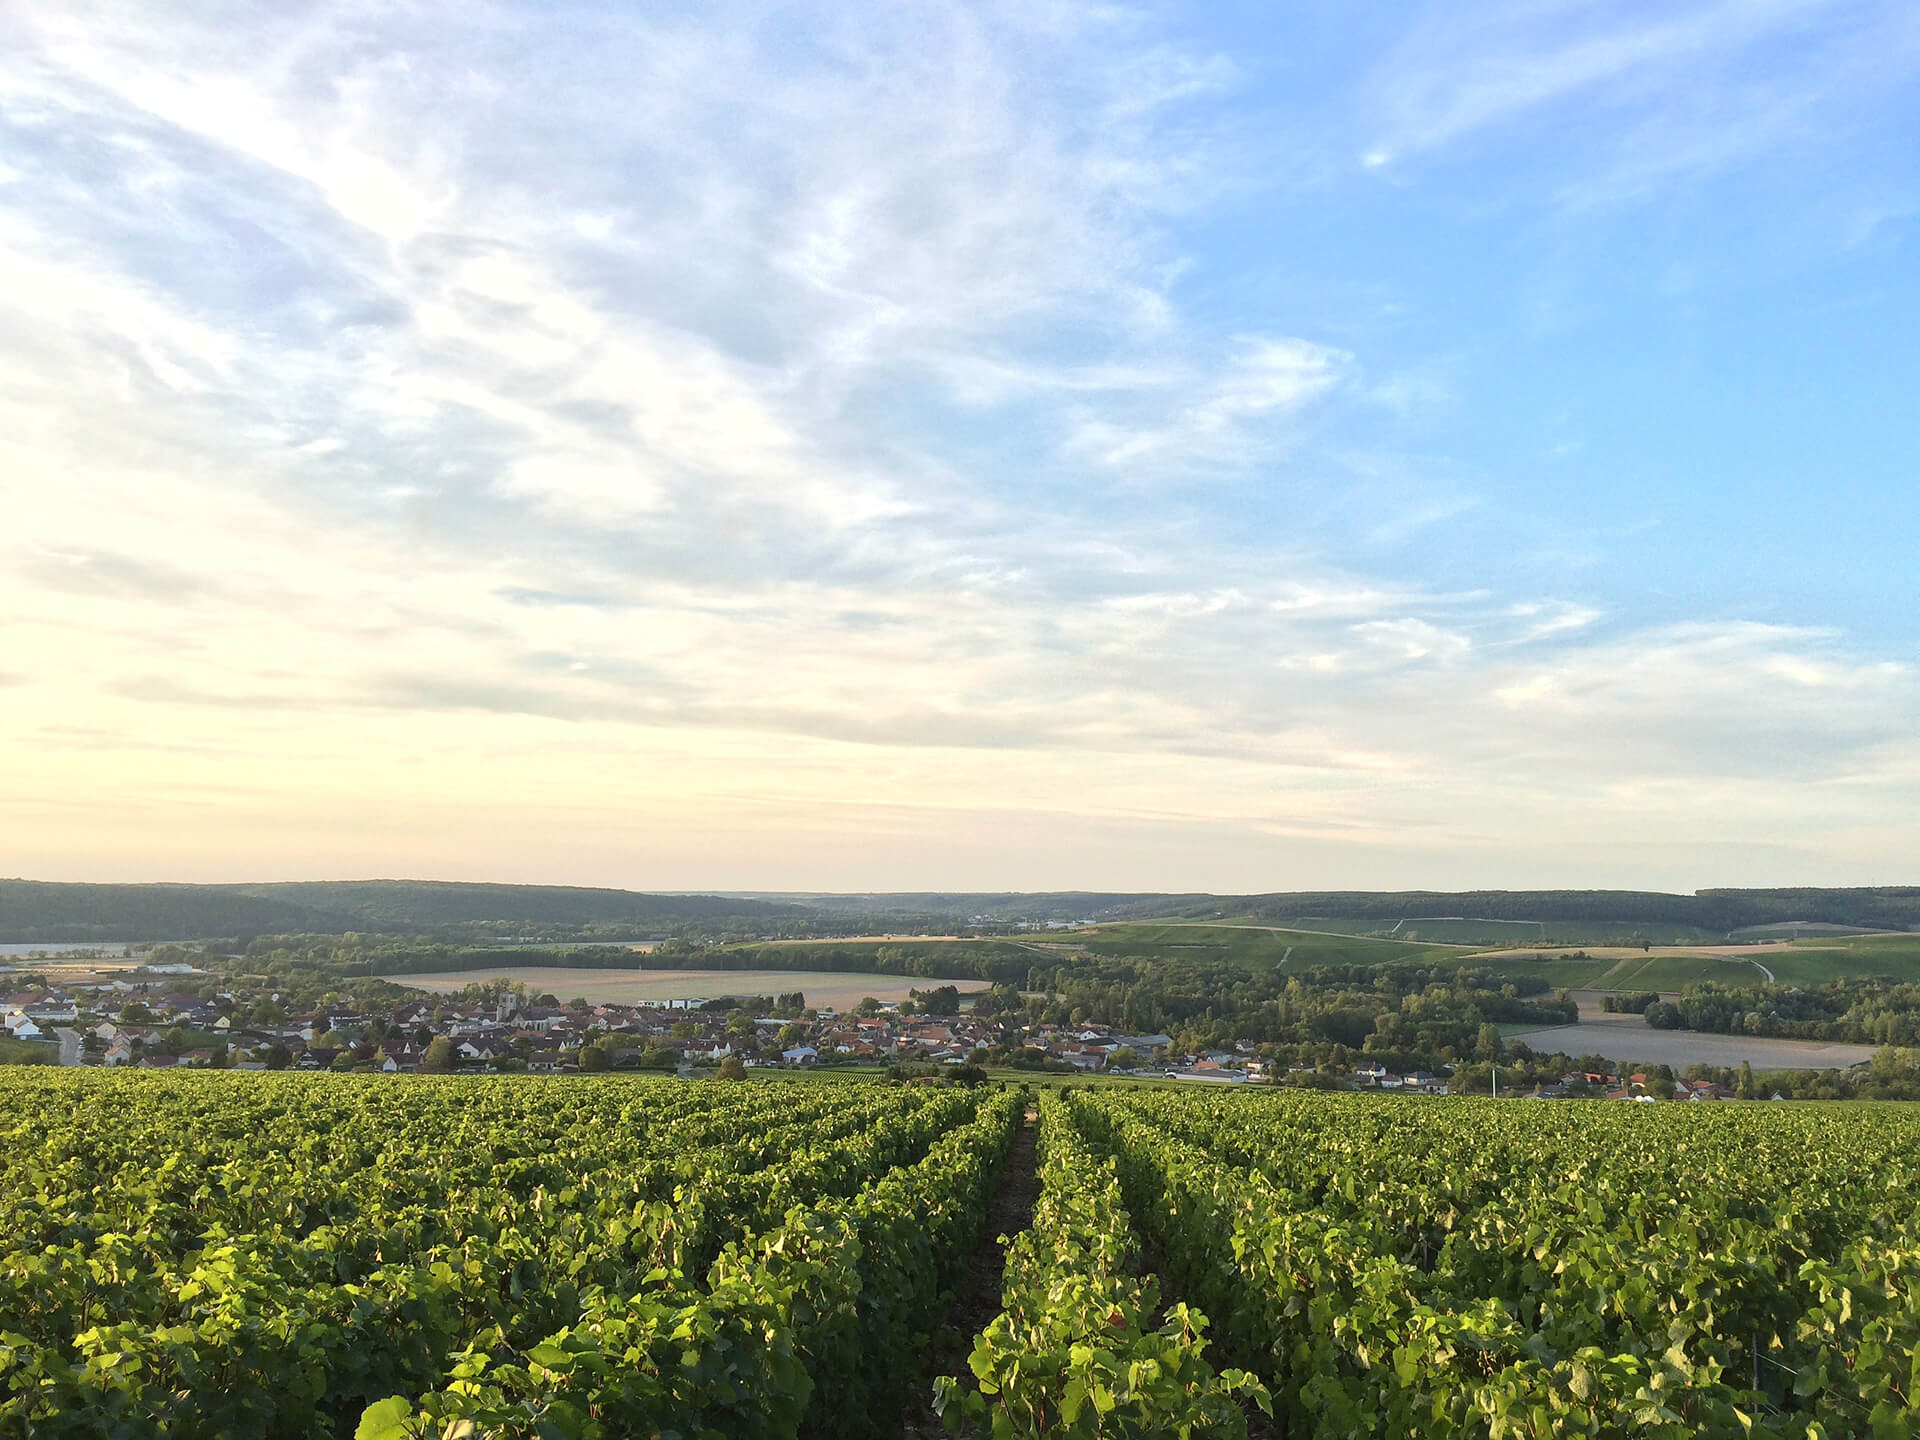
[1184,887,1920,931]
[0,880,811,942]
[6,879,1916,943]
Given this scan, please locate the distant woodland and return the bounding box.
[3,878,1916,943]
[0,880,814,942]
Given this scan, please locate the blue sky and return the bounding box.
[3,0,1916,891]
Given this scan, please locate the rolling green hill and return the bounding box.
[659,887,1920,937]
[1148,888,1920,938]
[0,879,811,943]
[1057,925,1920,993]
[1454,936,1920,993]
[6,879,1915,957]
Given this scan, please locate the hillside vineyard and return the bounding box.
[2,1076,1917,1437]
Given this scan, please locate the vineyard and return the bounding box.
[2,1074,1918,1438]
[0,1072,1013,1438]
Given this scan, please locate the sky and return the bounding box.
[3,0,1917,894]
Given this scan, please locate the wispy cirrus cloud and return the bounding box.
[1066,337,1349,470]
[1360,0,1920,206]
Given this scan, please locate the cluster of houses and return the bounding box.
[1520,1070,1767,1101]
[5,969,1261,1079]
[0,968,1790,1098]
[1331,1061,1451,1094]
[1,991,78,1043]
[5,980,229,1067]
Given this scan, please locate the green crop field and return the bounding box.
[0,1034,55,1066]
[1454,936,1920,994]
[1585,951,1776,991]
[1192,916,1736,947]
[7,1071,1920,1438]
[1452,950,1625,989]
[1438,919,1730,946]
[1063,921,1461,969]
[1767,933,1920,986]
[713,922,1466,976]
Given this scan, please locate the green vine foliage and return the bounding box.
[0,1072,1015,1439]
[8,1073,1920,1440]
[1069,1089,1920,1439]
[934,1091,1269,1437]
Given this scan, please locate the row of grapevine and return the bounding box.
[0,1072,1015,1439]
[12,1071,1920,1440]
[934,1091,1267,1438]
[1072,1090,1920,1439]
[363,1086,1024,1440]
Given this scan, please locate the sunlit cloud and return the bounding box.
[0,0,1914,891]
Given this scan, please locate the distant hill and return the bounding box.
[734,892,1204,922]
[0,879,813,943]
[740,887,1920,933]
[3,879,1915,944]
[1211,888,1920,934]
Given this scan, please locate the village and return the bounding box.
[2,964,1761,1099]
[0,965,1234,1078]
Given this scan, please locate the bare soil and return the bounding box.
[383,967,986,1010]
[1506,1020,1879,1071]
[1465,941,1805,960]
[901,1111,1040,1438]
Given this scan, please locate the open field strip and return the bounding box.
[751,933,969,944]
[1150,920,1474,947]
[1471,941,1810,961]
[1503,1018,1881,1071]
[1067,922,1461,968]
[1470,934,1920,988]
[382,966,988,1008]
[0,959,147,981]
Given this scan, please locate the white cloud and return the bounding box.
[0,1,1913,887]
[1350,617,1471,665]
[1067,335,1348,469]
[1506,601,1604,642]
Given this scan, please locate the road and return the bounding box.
[53,1027,81,1066]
